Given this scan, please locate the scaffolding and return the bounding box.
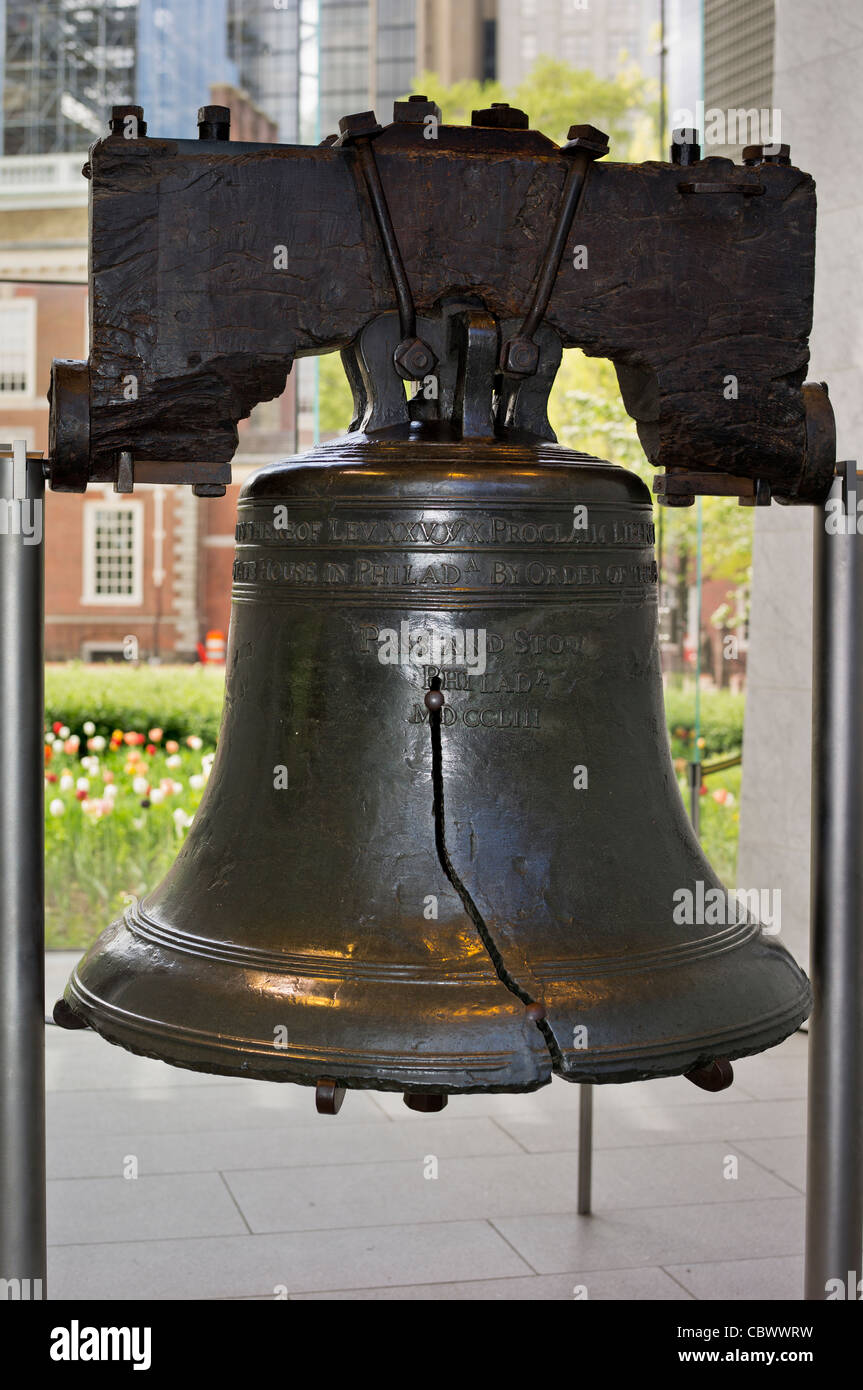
[2,0,138,156]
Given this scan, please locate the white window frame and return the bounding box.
[82,500,144,607]
[0,298,37,404]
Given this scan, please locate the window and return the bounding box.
[83,502,143,606]
[0,299,37,399]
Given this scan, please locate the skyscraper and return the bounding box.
[496,0,658,89]
[0,0,243,155]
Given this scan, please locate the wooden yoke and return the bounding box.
[48,101,835,504]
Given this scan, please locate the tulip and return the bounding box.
[165,740,179,755]
[186,735,203,750]
[132,777,149,796]
[60,774,74,792]
[49,799,65,816]
[76,777,90,793]
[148,728,163,743]
[52,722,63,735]
[83,721,96,736]
[166,754,181,768]
[75,789,87,802]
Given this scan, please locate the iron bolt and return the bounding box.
[197,106,231,141]
[742,143,791,166]
[564,124,610,159]
[500,336,540,378]
[337,110,383,143]
[109,105,147,138]
[394,336,436,382]
[471,103,530,130]
[670,128,701,165]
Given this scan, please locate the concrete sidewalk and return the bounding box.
[45,952,808,1300]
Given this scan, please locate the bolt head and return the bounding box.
[109,104,147,137]
[501,336,540,378]
[337,110,382,142]
[564,124,610,158]
[742,143,791,166]
[393,97,441,125]
[471,105,529,130]
[393,336,436,381]
[424,688,445,713]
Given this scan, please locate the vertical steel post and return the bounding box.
[578,1085,593,1215]
[0,442,46,1298]
[805,462,863,1300]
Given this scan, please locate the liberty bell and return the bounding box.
[54,107,815,1113]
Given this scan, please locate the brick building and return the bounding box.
[0,87,295,663]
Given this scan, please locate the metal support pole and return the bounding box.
[687,760,701,835]
[0,442,46,1298]
[805,461,863,1299]
[578,1084,593,1215]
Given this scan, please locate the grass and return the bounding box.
[44,667,745,950]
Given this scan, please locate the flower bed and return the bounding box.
[45,718,215,949]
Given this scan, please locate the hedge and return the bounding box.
[46,663,226,745]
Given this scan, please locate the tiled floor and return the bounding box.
[45,953,809,1301]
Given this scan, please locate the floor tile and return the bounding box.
[292,1267,692,1300]
[666,1255,805,1301]
[493,1196,804,1274]
[223,1143,796,1236]
[47,1172,247,1246]
[495,1098,807,1152]
[735,1137,806,1193]
[47,1079,385,1138]
[47,1222,531,1299]
[47,1117,521,1180]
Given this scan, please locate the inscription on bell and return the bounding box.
[236,512,655,548]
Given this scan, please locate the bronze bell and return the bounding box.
[58,310,811,1099]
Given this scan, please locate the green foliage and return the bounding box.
[413,56,657,157]
[677,765,743,886]
[548,350,645,468]
[664,686,745,761]
[45,735,214,949]
[46,663,226,745]
[318,350,356,436]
